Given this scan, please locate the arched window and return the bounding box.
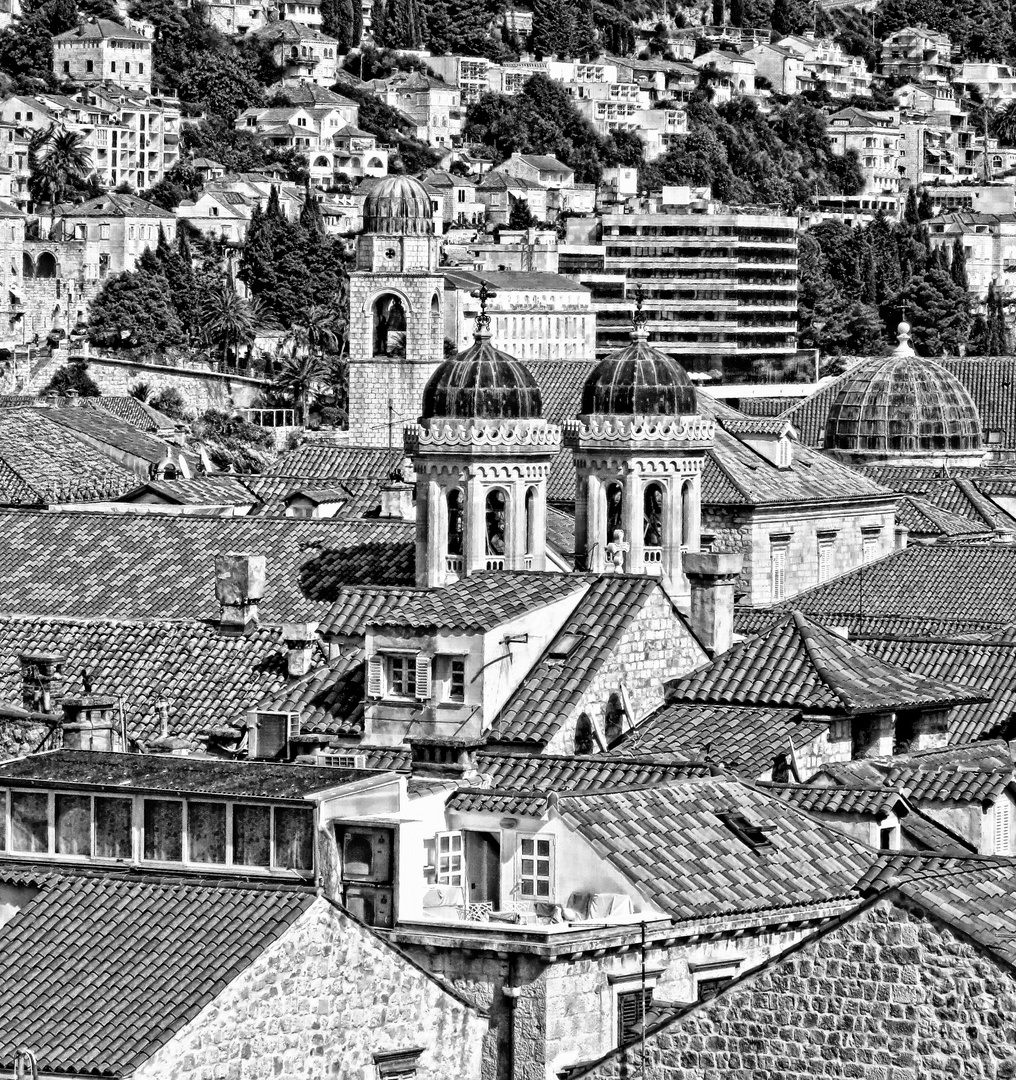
[485,488,507,558]
[525,486,538,554]
[367,157,383,170]
[681,481,694,547]
[574,713,594,755]
[605,481,623,545]
[447,488,463,556]
[604,693,624,745]
[643,482,664,547]
[35,252,56,278]
[314,155,330,168]
[22,253,34,279]
[372,294,406,357]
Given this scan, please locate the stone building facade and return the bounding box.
[579,893,1016,1080]
[52,18,153,94]
[131,897,486,1080]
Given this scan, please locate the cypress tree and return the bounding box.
[917,188,935,221]
[904,187,919,226]
[425,0,452,54]
[531,0,558,58]
[951,236,969,290]
[371,0,389,46]
[299,180,325,234]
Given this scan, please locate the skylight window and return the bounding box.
[718,812,776,850]
[548,633,583,661]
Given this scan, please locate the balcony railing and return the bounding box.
[485,556,505,570]
[445,555,464,574]
[645,546,662,564]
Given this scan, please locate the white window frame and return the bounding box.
[516,833,554,901]
[818,536,834,584]
[688,958,743,1002]
[435,830,463,886]
[994,797,1012,855]
[771,543,788,602]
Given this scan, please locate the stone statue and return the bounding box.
[605,528,629,572]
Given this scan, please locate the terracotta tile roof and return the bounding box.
[447,788,552,816]
[556,779,876,921]
[320,571,585,635]
[895,862,1016,966]
[473,750,715,791]
[0,509,415,622]
[894,494,989,537]
[489,576,677,745]
[264,443,401,479]
[123,476,259,505]
[57,191,174,218]
[855,851,1014,893]
[245,475,382,518]
[91,396,178,433]
[854,466,1016,532]
[665,611,985,714]
[0,410,137,505]
[44,403,193,468]
[0,868,315,1076]
[257,649,364,736]
[761,782,904,816]
[0,615,288,743]
[53,17,149,41]
[813,740,1014,805]
[762,544,1016,637]
[0,749,370,798]
[855,631,1016,744]
[899,805,977,854]
[621,703,828,777]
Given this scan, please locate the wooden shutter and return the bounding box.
[771,547,787,601]
[617,987,653,1046]
[287,711,301,739]
[415,655,431,701]
[367,655,383,698]
[995,798,1012,855]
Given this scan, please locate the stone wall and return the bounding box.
[544,585,707,755]
[0,715,57,759]
[132,896,487,1080]
[584,897,1016,1080]
[22,351,267,412]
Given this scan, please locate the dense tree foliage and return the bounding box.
[41,360,101,397]
[87,266,185,352]
[800,210,975,359]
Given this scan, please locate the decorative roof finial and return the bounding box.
[470,282,497,337]
[895,307,915,357]
[631,284,648,334]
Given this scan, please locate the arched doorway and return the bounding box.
[485,488,507,566]
[22,253,34,279]
[35,252,57,278]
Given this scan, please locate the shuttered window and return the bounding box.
[771,546,787,602]
[367,656,383,698]
[436,831,462,886]
[414,655,431,701]
[818,540,834,583]
[617,987,653,1046]
[995,798,1012,855]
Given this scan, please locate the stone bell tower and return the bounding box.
[573,298,714,595]
[409,285,561,588]
[347,175,445,447]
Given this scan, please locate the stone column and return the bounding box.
[465,473,485,576]
[509,479,527,571]
[623,469,643,574]
[662,476,682,581]
[531,479,548,570]
[586,473,603,572]
[414,474,430,587]
[574,469,589,571]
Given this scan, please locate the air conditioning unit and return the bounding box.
[344,884,394,928]
[341,825,394,884]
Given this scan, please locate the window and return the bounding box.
[100,223,110,240]
[125,62,130,73]
[387,655,416,698]
[110,61,116,71]
[188,801,226,863]
[617,987,652,1045]
[435,831,462,885]
[63,61,70,73]
[449,658,465,702]
[95,796,132,858]
[55,794,91,856]
[771,544,787,602]
[87,60,94,72]
[879,826,897,851]
[862,531,880,562]
[274,807,313,870]
[233,803,271,867]
[818,538,834,583]
[10,791,48,853]
[518,835,552,898]
[697,976,733,1001]
[144,799,182,861]
[139,63,144,73]
[995,798,1012,855]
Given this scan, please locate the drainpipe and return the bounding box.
[502,954,520,1080]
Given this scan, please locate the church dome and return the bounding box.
[824,337,982,458]
[363,175,434,235]
[580,328,697,417]
[421,332,543,421]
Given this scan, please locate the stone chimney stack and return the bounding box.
[65,388,80,406]
[379,456,417,521]
[214,553,267,636]
[61,694,121,751]
[19,652,65,713]
[282,621,319,677]
[895,526,909,551]
[684,552,742,658]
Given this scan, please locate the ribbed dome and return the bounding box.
[581,330,697,416]
[421,333,543,420]
[363,175,434,235]
[824,354,982,457]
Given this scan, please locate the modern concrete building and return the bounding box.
[558,187,805,390]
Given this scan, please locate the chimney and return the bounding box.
[894,526,909,550]
[282,621,319,677]
[409,737,482,779]
[61,694,121,751]
[379,481,416,521]
[684,552,742,657]
[65,388,80,406]
[19,652,65,713]
[214,553,267,636]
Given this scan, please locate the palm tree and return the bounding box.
[994,100,1016,147]
[274,351,333,428]
[28,126,93,209]
[201,279,277,370]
